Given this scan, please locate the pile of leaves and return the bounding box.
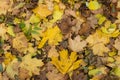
[1,0,120,80]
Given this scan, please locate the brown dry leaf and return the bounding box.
[92,43,110,56]
[0,0,12,15]
[12,32,28,53]
[18,68,30,80]
[46,63,65,80]
[68,35,87,52]
[48,46,59,58]
[87,15,98,29]
[113,37,120,55]
[79,22,91,35]
[86,30,110,56]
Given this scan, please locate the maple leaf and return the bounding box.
[0,24,7,39]
[6,59,19,79]
[86,30,110,56]
[68,35,87,52]
[18,68,30,80]
[113,38,120,55]
[48,46,59,58]
[38,26,63,48]
[4,52,16,65]
[46,63,65,80]
[50,3,63,24]
[92,43,110,56]
[101,21,120,37]
[19,53,44,76]
[115,12,120,23]
[33,4,52,18]
[0,0,12,15]
[12,33,28,53]
[51,49,85,74]
[86,30,109,46]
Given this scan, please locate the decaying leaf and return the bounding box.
[6,59,19,79]
[20,53,44,76]
[51,49,85,74]
[113,37,120,55]
[18,68,30,80]
[48,46,59,58]
[0,0,12,15]
[46,63,65,80]
[12,33,28,53]
[86,30,110,56]
[92,43,110,56]
[68,35,87,52]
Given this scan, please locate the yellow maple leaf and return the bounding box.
[38,26,62,48]
[4,52,16,65]
[33,4,52,18]
[20,53,44,76]
[101,21,120,37]
[51,49,85,74]
[50,3,63,23]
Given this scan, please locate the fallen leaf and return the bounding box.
[92,43,110,56]
[87,1,101,10]
[38,26,63,48]
[33,4,52,18]
[68,35,87,52]
[12,32,28,53]
[51,49,85,74]
[20,53,44,76]
[48,46,59,58]
[6,59,19,79]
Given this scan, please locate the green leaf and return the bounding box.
[19,22,25,29]
[31,30,39,34]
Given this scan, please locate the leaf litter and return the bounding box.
[0,0,120,80]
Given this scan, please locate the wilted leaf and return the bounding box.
[6,59,19,79]
[92,43,109,56]
[20,53,44,76]
[68,35,87,52]
[48,46,59,58]
[12,33,28,53]
[113,38,120,55]
[46,63,65,80]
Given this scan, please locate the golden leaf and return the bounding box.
[87,1,101,10]
[51,49,84,74]
[38,26,62,48]
[33,4,52,18]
